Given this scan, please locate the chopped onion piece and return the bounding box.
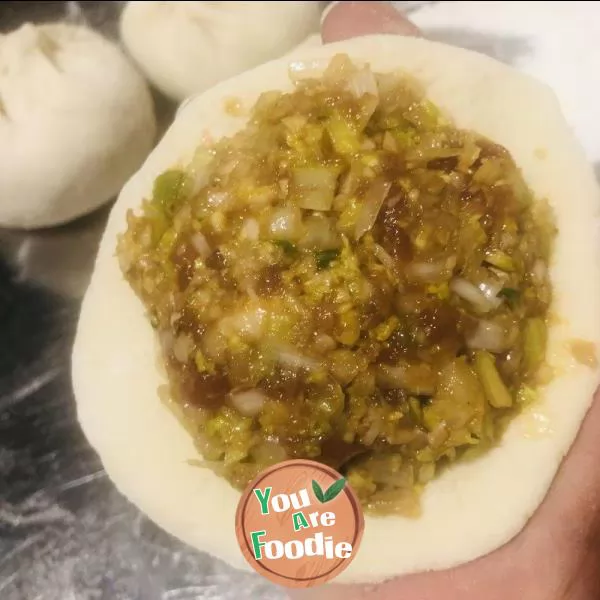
[297,189,333,211]
[189,147,215,193]
[251,441,287,464]
[206,190,230,208]
[373,243,397,274]
[293,166,337,187]
[314,333,337,353]
[269,207,303,241]
[378,363,434,395]
[450,277,501,312]
[275,344,320,371]
[292,166,339,211]
[355,179,392,239]
[301,214,339,250]
[362,421,381,446]
[467,319,507,353]
[191,232,211,259]
[240,218,259,241]
[173,334,193,363]
[230,389,266,417]
[221,306,267,340]
[457,139,481,171]
[338,169,359,197]
[478,279,504,303]
[407,257,455,283]
[348,66,379,99]
[428,422,449,448]
[323,53,356,85]
[361,139,377,151]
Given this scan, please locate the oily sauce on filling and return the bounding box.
[117,55,556,516]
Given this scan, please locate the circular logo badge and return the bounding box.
[235,459,364,588]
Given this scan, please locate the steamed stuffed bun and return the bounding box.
[119,1,322,102]
[0,23,156,229]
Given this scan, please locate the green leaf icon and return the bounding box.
[312,480,325,503]
[312,478,346,503]
[323,477,346,502]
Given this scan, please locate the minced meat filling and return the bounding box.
[117,54,556,516]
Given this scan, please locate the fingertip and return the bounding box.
[320,1,343,27]
[321,1,421,44]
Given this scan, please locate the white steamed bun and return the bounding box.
[0,23,156,229]
[119,1,322,102]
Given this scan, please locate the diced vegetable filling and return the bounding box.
[117,55,556,516]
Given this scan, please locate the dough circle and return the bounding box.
[120,1,322,102]
[72,35,600,583]
[0,23,156,230]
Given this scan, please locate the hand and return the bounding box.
[293,4,600,599]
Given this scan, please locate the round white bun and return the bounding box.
[73,35,600,583]
[0,23,156,230]
[119,1,322,102]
